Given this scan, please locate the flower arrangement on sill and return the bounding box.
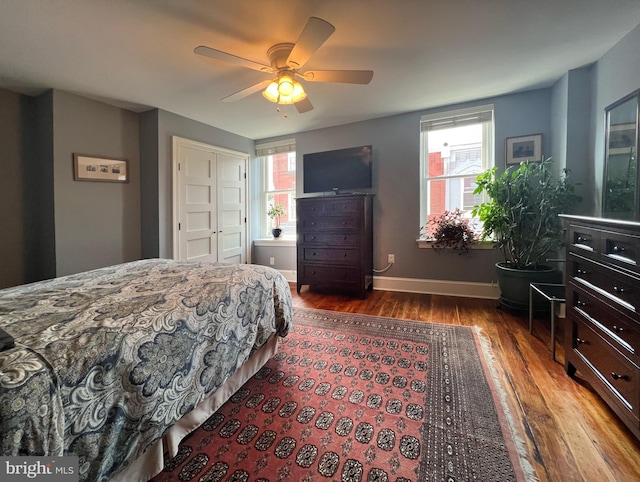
[267,203,287,228]
[420,208,479,254]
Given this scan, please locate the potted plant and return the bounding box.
[472,157,580,310]
[420,208,479,254]
[267,203,287,238]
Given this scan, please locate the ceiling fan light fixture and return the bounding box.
[278,81,307,104]
[263,78,306,104]
[262,81,280,102]
[277,72,295,96]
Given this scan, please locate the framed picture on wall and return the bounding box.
[73,154,129,182]
[505,134,543,165]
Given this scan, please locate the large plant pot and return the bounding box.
[495,262,561,311]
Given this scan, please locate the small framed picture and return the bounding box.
[505,134,543,165]
[73,154,128,182]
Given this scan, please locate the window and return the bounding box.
[420,105,494,237]
[256,139,296,238]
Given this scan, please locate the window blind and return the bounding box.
[420,105,493,131]
[255,138,296,157]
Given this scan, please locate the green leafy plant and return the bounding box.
[267,203,287,228]
[472,157,580,270]
[421,208,478,254]
[604,148,636,217]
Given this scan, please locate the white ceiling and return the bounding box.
[1,1,639,140]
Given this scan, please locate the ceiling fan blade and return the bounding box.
[194,46,273,73]
[301,70,374,84]
[287,17,335,69]
[295,96,314,113]
[221,79,273,102]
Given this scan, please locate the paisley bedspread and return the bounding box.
[0,259,292,481]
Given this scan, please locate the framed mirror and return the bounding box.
[603,90,639,220]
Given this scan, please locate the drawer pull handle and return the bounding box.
[576,338,586,345]
[576,268,590,275]
[576,300,587,307]
[613,286,624,294]
[612,245,625,253]
[577,236,589,243]
[610,372,627,381]
[612,325,624,333]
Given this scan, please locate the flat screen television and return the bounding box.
[303,145,373,194]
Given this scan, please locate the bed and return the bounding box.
[0,259,292,481]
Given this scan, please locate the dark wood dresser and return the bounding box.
[561,214,640,439]
[296,194,373,299]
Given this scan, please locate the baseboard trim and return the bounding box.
[277,269,297,283]
[373,275,500,299]
[280,270,499,299]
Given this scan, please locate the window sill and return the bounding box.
[417,239,495,250]
[254,237,296,247]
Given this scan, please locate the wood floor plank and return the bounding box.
[290,285,640,482]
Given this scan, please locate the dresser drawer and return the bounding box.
[326,198,361,213]
[302,247,360,264]
[570,254,640,315]
[300,215,359,232]
[569,284,640,361]
[569,225,600,258]
[602,229,640,274]
[302,233,361,245]
[300,264,359,284]
[297,198,361,215]
[572,320,639,423]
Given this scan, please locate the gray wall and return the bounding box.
[139,109,255,259]
[51,90,141,276]
[550,67,593,207]
[0,89,27,288]
[1,89,56,287]
[252,243,297,272]
[591,23,640,215]
[29,91,56,282]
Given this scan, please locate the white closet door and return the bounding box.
[177,144,218,262]
[173,137,248,263]
[217,154,247,264]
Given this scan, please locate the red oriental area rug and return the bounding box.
[152,308,536,481]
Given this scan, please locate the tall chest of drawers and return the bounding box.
[561,215,640,439]
[296,194,373,299]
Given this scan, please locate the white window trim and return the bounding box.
[419,104,495,245]
[256,138,296,238]
[417,239,495,250]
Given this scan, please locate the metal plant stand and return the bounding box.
[529,282,566,361]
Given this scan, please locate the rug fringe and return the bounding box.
[473,326,539,482]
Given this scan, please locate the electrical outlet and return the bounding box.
[269,257,275,266]
[388,254,395,264]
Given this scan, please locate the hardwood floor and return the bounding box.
[291,286,640,482]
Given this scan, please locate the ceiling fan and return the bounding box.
[194,17,374,114]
